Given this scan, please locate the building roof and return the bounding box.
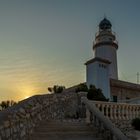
[110,78,140,91]
[99,18,112,30]
[85,57,111,65]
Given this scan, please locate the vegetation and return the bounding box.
[132,118,140,131]
[75,83,88,93]
[48,83,107,101]
[87,85,108,101]
[0,100,17,110]
[48,85,65,93]
[75,83,108,101]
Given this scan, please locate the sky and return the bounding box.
[0,0,140,102]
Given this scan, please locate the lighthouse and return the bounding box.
[85,18,118,99]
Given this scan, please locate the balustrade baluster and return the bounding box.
[97,103,100,111]
[114,105,117,120]
[135,105,139,118]
[121,104,126,120]
[109,104,113,120]
[136,106,138,118]
[106,105,109,118]
[102,104,105,115]
[117,105,121,120]
[131,106,134,120]
[125,105,129,120]
[138,106,140,118]
[136,106,139,118]
[128,105,131,120]
[131,106,135,119]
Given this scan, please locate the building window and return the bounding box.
[99,64,106,68]
[113,96,117,102]
[126,97,130,100]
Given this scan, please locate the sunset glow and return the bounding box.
[0,1,140,102]
[24,96,30,99]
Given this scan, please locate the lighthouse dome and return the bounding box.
[99,18,112,30]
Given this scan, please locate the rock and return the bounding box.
[4,121,10,128]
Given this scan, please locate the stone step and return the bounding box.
[29,120,103,140]
[30,134,103,140]
[35,125,95,131]
[35,127,95,132]
[31,131,97,136]
[29,133,103,140]
[39,120,86,126]
[37,121,95,130]
[38,123,90,127]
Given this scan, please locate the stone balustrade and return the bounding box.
[81,97,128,140]
[91,100,140,139]
[92,100,140,121]
[0,92,80,140]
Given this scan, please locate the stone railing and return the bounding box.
[0,92,80,140]
[93,100,140,121]
[90,100,140,139]
[81,97,128,140]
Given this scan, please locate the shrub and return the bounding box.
[75,83,108,101]
[75,83,88,93]
[48,85,65,93]
[0,100,17,110]
[54,85,65,93]
[87,85,108,101]
[132,118,140,131]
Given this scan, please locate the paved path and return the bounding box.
[29,120,103,140]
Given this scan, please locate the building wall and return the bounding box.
[110,79,140,101]
[86,61,110,99]
[94,45,118,79]
[86,62,98,87]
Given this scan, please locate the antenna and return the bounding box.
[137,72,139,84]
[104,13,107,19]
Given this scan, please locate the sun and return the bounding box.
[17,83,34,100]
[25,96,30,99]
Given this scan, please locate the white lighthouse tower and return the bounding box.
[85,18,118,99]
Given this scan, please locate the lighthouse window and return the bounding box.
[103,65,106,68]
[99,64,106,68]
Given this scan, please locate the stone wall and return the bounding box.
[0,92,86,140]
[112,120,133,138]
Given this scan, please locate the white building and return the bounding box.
[85,18,118,100]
